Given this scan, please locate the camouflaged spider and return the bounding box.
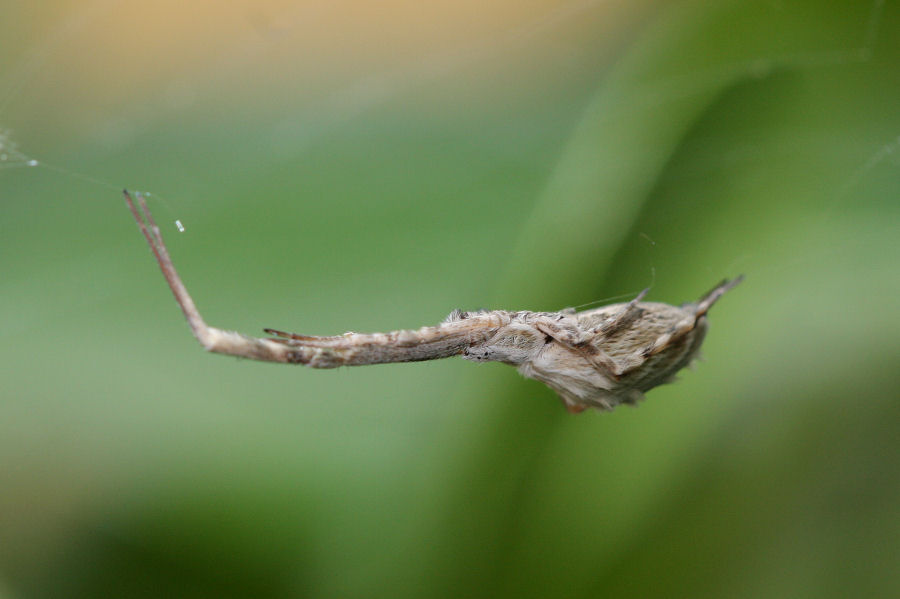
[125,190,742,413]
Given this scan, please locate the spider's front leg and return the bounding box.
[124,190,294,363]
[126,190,512,368]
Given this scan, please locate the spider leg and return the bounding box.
[126,189,507,368]
[263,328,323,341]
[594,288,648,335]
[694,275,744,317]
[533,317,623,378]
[125,190,294,363]
[534,287,649,378]
[532,318,589,345]
[639,319,695,358]
[264,328,296,339]
[639,276,743,359]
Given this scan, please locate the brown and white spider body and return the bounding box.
[125,190,741,413]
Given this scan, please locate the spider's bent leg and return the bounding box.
[124,190,292,363]
[596,288,648,335]
[694,275,744,317]
[126,190,509,368]
[532,316,622,377]
[532,317,588,345]
[640,276,744,359]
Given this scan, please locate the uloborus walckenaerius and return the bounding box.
[125,190,741,413]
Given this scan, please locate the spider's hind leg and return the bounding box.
[693,276,744,317]
[641,276,744,359]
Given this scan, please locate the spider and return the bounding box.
[125,190,742,413]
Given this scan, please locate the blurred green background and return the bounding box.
[1,1,898,597]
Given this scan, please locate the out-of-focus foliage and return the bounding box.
[1,1,897,598]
